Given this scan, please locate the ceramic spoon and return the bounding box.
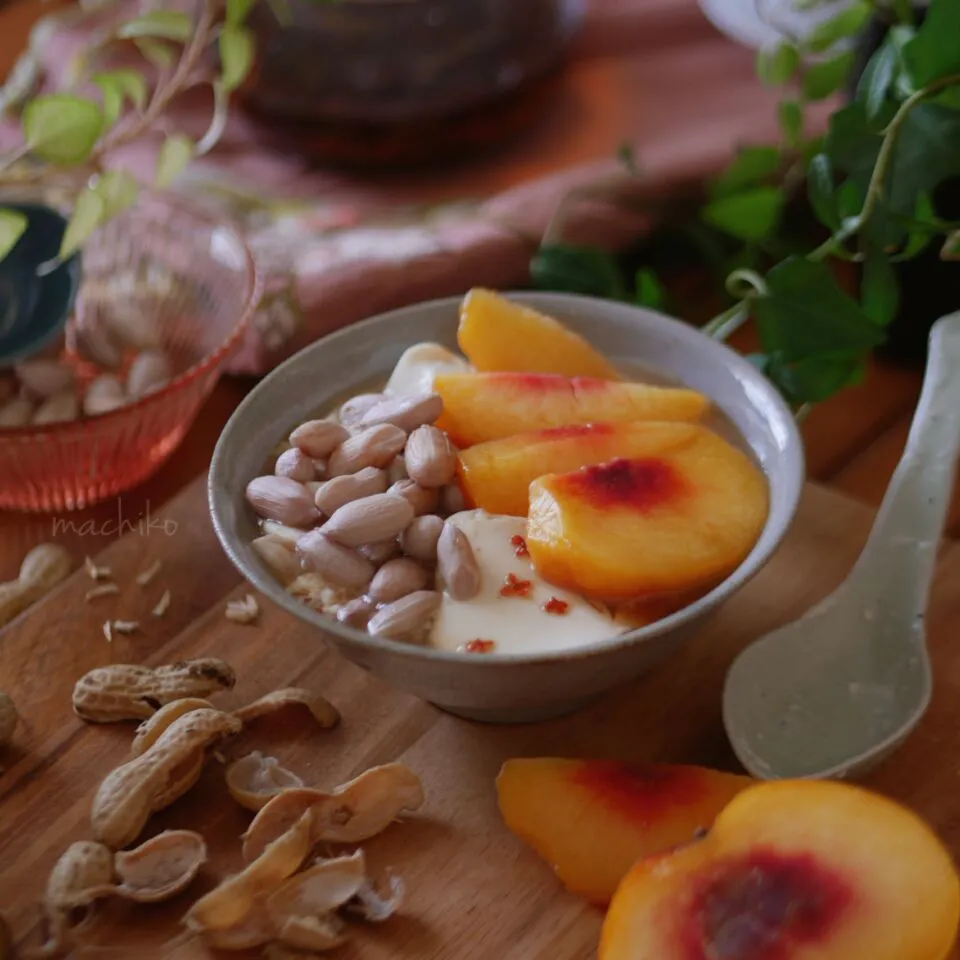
[0,202,80,366]
[723,308,960,781]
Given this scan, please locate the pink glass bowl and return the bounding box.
[0,190,260,513]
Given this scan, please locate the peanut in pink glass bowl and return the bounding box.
[0,192,260,513]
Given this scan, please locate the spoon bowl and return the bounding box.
[724,310,960,780]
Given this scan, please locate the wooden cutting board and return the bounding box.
[2,474,960,959]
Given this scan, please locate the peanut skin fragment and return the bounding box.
[242,763,425,861]
[73,658,236,722]
[91,708,241,849]
[233,687,340,729]
[185,810,314,934]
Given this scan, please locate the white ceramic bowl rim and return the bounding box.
[209,292,804,667]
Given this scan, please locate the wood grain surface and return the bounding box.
[2,475,960,960]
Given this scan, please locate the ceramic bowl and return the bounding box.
[209,293,804,723]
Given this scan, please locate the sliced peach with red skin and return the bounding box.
[527,430,768,601]
[601,779,960,960]
[457,421,705,517]
[496,759,752,905]
[433,372,708,448]
[457,288,622,380]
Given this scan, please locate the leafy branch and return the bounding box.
[534,0,960,407]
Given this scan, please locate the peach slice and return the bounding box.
[433,372,708,447]
[601,779,960,960]
[497,759,752,905]
[457,421,704,517]
[457,288,622,379]
[527,432,768,600]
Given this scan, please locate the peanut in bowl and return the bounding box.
[209,291,803,722]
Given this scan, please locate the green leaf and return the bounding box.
[135,39,175,69]
[92,75,123,127]
[227,0,257,25]
[530,244,626,300]
[902,0,960,88]
[22,94,104,165]
[634,268,665,311]
[118,10,192,41]
[856,40,898,122]
[713,146,782,197]
[219,25,255,93]
[701,187,785,242]
[891,0,915,23]
[941,230,960,261]
[806,0,871,53]
[94,69,148,111]
[891,192,937,261]
[754,257,884,363]
[807,153,839,230]
[803,51,855,100]
[94,169,139,219]
[60,189,104,259]
[155,133,194,187]
[0,209,28,262]
[767,351,867,404]
[861,251,899,326]
[757,42,800,86]
[779,100,803,148]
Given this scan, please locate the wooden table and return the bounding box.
[2,1,960,957]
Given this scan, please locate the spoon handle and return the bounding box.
[852,310,960,609]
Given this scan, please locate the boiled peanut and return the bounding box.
[289,420,349,459]
[327,424,406,476]
[246,476,319,528]
[387,455,408,484]
[357,539,402,565]
[388,479,439,517]
[0,396,34,427]
[437,522,481,601]
[126,349,172,399]
[337,392,384,427]
[367,590,441,641]
[33,390,79,424]
[252,535,303,586]
[274,447,316,483]
[400,514,444,562]
[0,692,18,747]
[404,425,456,488]
[0,542,73,628]
[15,358,74,398]
[83,374,126,416]
[440,483,467,515]
[73,658,236,722]
[336,596,376,629]
[358,392,443,433]
[313,466,387,516]
[321,493,414,548]
[368,558,428,603]
[131,698,213,757]
[91,708,241,848]
[295,532,375,590]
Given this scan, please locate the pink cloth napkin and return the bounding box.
[1,0,800,376]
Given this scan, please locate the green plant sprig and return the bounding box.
[0,0,260,265]
[534,0,960,408]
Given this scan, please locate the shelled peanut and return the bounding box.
[245,389,480,645]
[0,344,174,429]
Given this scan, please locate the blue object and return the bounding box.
[0,202,81,367]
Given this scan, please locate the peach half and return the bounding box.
[527,431,768,601]
[458,421,705,517]
[601,779,960,960]
[457,288,622,379]
[497,759,752,905]
[433,372,708,448]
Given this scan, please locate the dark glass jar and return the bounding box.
[239,0,586,168]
